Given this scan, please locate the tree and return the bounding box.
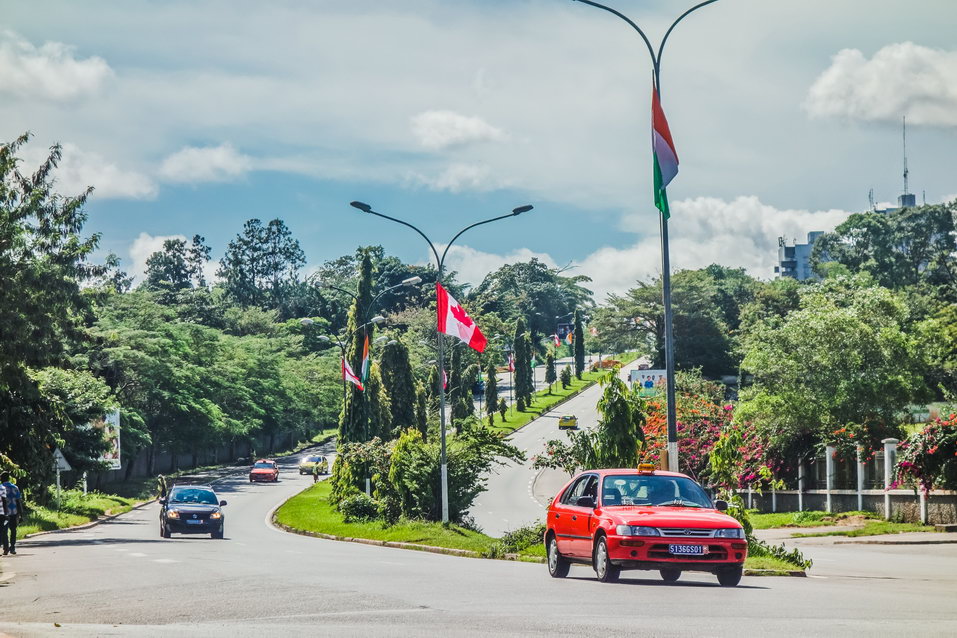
[737,276,931,459]
[573,309,585,379]
[545,351,557,393]
[513,319,533,409]
[144,238,192,291]
[379,340,417,437]
[0,135,104,495]
[414,381,428,439]
[218,218,306,313]
[595,373,645,467]
[338,251,375,443]
[365,363,392,441]
[560,365,572,389]
[484,361,499,427]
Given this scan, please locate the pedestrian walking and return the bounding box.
[157,474,168,499]
[312,462,320,483]
[1,472,23,556]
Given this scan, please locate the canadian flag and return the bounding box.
[341,358,364,391]
[551,334,560,347]
[436,283,487,353]
[508,354,515,372]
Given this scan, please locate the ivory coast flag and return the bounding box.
[652,86,679,219]
[360,334,370,382]
[565,332,573,345]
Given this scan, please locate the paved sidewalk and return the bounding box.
[755,526,957,545]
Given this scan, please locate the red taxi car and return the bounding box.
[545,465,746,586]
[249,459,279,483]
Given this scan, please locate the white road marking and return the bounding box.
[153,558,178,564]
[129,552,147,557]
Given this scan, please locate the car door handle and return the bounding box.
[554,513,560,519]
[572,515,577,521]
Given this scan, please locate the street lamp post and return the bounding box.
[572,0,720,473]
[350,200,533,522]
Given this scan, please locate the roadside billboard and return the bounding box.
[629,369,667,397]
[90,409,122,470]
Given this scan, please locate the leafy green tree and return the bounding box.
[545,351,557,394]
[484,361,499,427]
[144,239,191,291]
[560,365,572,389]
[380,340,417,437]
[573,309,585,379]
[737,276,931,459]
[366,363,392,441]
[414,381,428,439]
[512,319,533,409]
[812,203,957,293]
[218,218,306,313]
[0,135,103,495]
[594,373,645,467]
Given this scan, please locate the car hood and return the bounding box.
[250,468,277,473]
[601,506,742,529]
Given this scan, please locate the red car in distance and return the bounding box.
[545,465,747,586]
[249,459,280,483]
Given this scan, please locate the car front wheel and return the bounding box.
[160,524,171,539]
[593,536,620,583]
[717,566,742,587]
[547,537,570,578]
[211,527,224,539]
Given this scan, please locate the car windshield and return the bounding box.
[304,456,321,463]
[601,475,713,508]
[254,462,274,469]
[169,488,218,505]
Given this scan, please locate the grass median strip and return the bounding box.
[489,352,640,436]
[275,480,540,558]
[792,521,936,538]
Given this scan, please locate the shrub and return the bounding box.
[338,492,380,522]
[895,413,957,493]
[499,522,546,553]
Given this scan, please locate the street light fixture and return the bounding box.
[571,0,720,473]
[350,199,533,522]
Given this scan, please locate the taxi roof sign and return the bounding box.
[637,463,656,474]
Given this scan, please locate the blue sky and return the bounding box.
[2,0,955,298]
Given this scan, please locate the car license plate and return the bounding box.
[185,519,203,525]
[669,544,705,555]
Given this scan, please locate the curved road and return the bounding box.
[2,434,957,635]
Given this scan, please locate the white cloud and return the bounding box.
[439,245,557,288]
[804,42,957,126]
[410,163,494,193]
[411,110,507,150]
[941,194,957,204]
[159,143,252,183]
[443,195,854,300]
[128,232,186,281]
[0,31,113,101]
[21,142,157,199]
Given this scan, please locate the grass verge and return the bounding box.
[792,521,936,538]
[744,555,805,572]
[488,352,640,435]
[275,480,540,558]
[18,489,139,538]
[749,510,881,529]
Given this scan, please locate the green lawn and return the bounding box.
[488,351,640,435]
[749,510,881,529]
[276,480,542,557]
[18,489,139,538]
[745,555,806,573]
[792,521,936,538]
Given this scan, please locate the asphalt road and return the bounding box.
[472,359,644,537]
[2,440,957,636]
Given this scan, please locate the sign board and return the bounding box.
[88,409,122,470]
[630,369,667,397]
[53,447,72,472]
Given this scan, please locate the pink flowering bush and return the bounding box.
[895,413,957,493]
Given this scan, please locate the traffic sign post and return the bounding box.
[53,448,72,510]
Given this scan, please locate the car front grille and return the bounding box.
[658,528,717,538]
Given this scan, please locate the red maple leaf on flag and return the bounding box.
[450,303,474,328]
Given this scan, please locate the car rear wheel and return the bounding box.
[547,537,570,578]
[717,566,742,587]
[593,536,620,583]
[660,568,681,583]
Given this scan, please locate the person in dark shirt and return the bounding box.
[1,472,23,556]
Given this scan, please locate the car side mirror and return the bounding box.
[576,496,596,509]
[714,500,728,511]
[219,500,227,507]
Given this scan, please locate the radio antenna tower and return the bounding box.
[902,116,909,197]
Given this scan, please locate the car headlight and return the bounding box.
[615,525,660,537]
[209,511,222,520]
[167,510,180,519]
[714,528,744,538]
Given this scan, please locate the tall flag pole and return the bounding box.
[652,85,679,218]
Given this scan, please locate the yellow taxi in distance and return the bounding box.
[558,415,579,430]
[298,455,328,475]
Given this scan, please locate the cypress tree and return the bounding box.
[574,309,585,379]
[513,319,533,409]
[484,361,499,427]
[414,380,428,440]
[339,251,375,443]
[366,362,392,440]
[380,340,416,437]
[545,351,557,394]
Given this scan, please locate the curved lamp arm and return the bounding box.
[656,0,720,91]
[439,206,532,271]
[352,201,442,271]
[572,0,657,67]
